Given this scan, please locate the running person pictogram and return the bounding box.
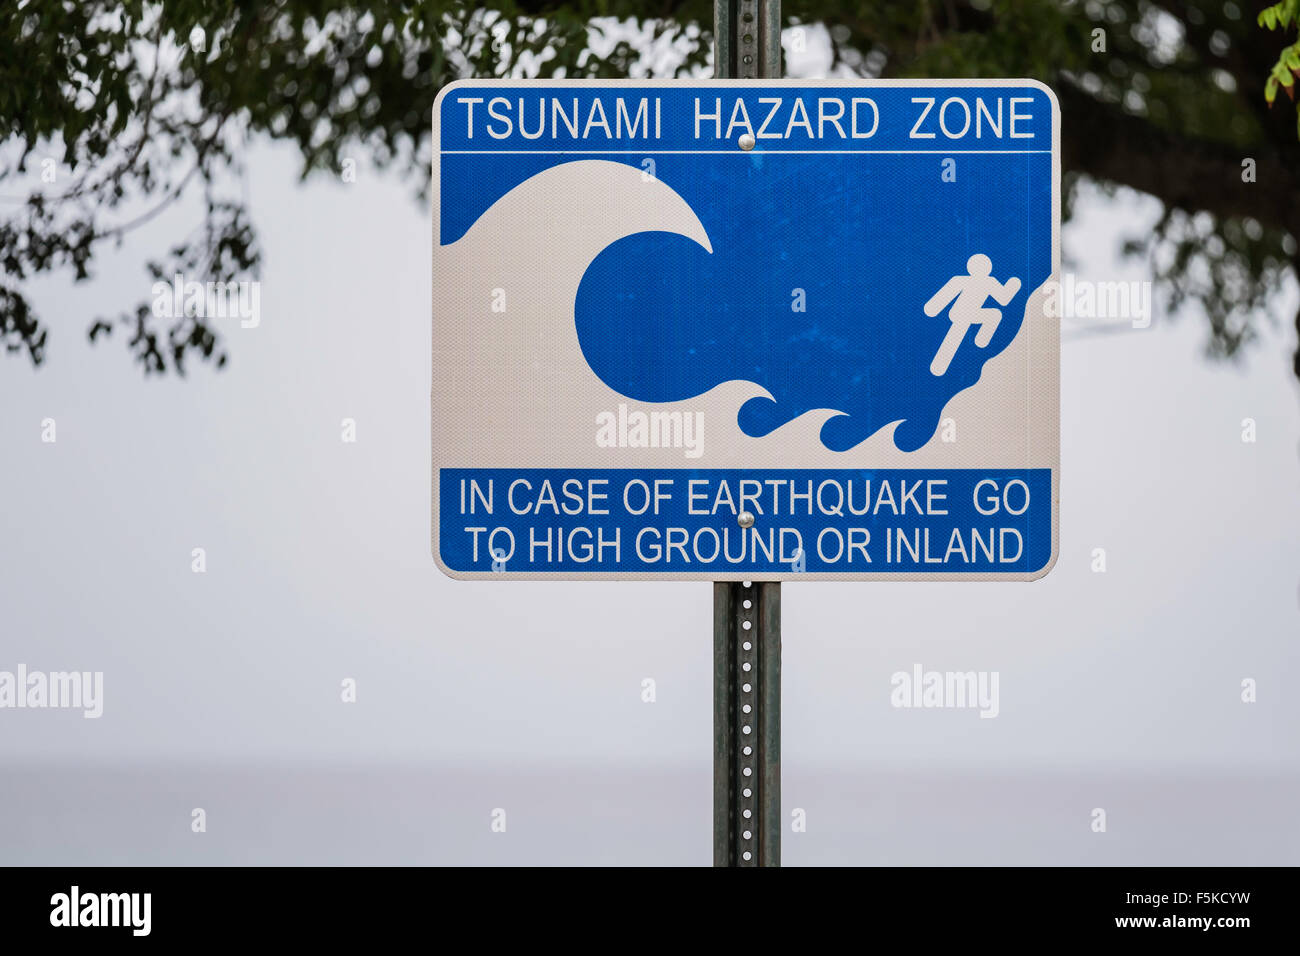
[924,254,1022,376]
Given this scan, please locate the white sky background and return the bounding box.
[1,26,1298,779]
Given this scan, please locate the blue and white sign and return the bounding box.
[432,80,1059,580]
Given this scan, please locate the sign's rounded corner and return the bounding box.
[431,542,469,581]
[432,79,475,120]
[1020,78,1061,120]
[1025,537,1060,582]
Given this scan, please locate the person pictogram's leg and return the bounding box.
[972,307,1002,348]
[930,320,969,376]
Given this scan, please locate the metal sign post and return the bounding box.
[714,0,783,80]
[713,0,782,869]
[713,580,781,866]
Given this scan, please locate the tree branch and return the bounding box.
[1057,79,1300,235]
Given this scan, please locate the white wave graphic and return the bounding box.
[433,158,1056,469]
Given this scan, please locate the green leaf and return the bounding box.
[1267,74,1279,104]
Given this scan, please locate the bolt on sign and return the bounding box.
[432,79,1060,580]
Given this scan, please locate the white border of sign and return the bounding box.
[432,78,1061,581]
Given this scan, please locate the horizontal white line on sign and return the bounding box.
[439,149,1055,155]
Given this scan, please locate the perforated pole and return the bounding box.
[712,0,782,869]
[713,581,781,866]
[714,0,783,80]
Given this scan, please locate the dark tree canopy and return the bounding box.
[2,0,1298,377]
